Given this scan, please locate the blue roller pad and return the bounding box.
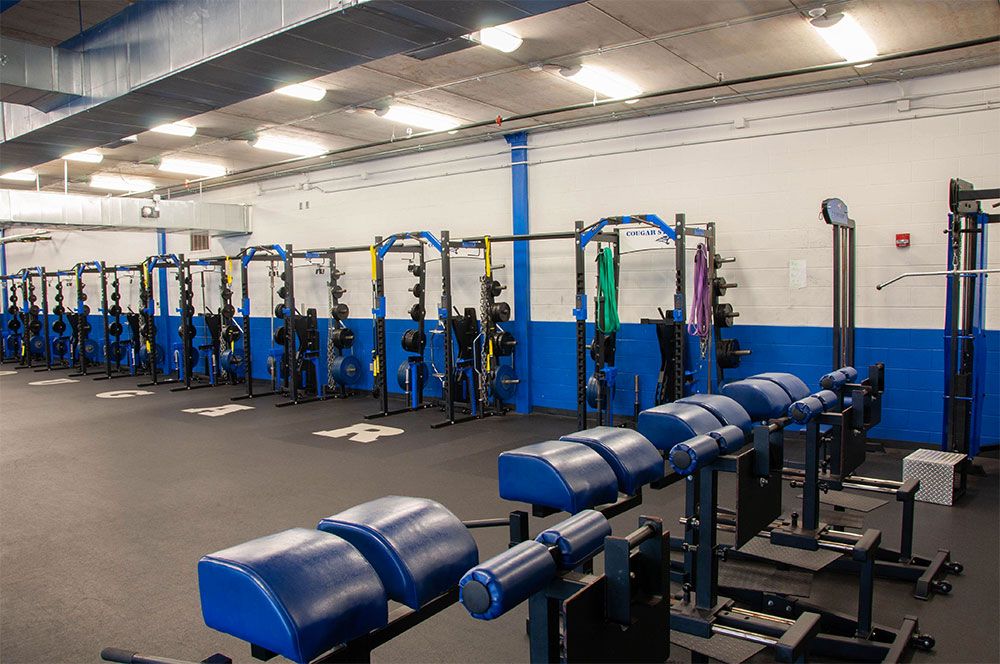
[749,372,810,401]
[318,496,478,610]
[460,540,556,620]
[819,370,848,390]
[559,427,664,495]
[721,379,793,421]
[499,441,619,513]
[637,403,721,451]
[837,366,859,382]
[199,528,387,664]
[676,394,752,433]
[789,390,840,423]
[707,424,745,454]
[669,434,718,475]
[535,510,610,568]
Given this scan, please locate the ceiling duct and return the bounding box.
[0,38,83,111]
[0,0,585,173]
[0,189,251,236]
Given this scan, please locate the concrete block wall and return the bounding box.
[3,66,997,446]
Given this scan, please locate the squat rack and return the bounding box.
[93,264,147,380]
[15,266,50,369]
[367,231,441,419]
[231,244,298,403]
[291,245,369,401]
[69,261,110,379]
[183,255,237,389]
[137,254,194,388]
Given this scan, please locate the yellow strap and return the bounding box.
[484,236,492,278]
[370,245,377,279]
[226,257,233,284]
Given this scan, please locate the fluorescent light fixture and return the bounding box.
[559,65,642,102]
[810,12,877,66]
[1,169,37,181]
[62,149,104,163]
[151,122,197,137]
[89,174,156,192]
[250,134,326,157]
[469,25,523,53]
[276,83,327,101]
[374,105,461,131]
[158,157,227,178]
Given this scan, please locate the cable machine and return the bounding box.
[367,232,441,420]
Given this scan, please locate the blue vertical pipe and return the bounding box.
[505,132,532,413]
[0,229,7,336]
[156,231,170,370]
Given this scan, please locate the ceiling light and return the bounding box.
[89,174,155,193]
[1,169,37,181]
[468,26,523,53]
[374,105,461,132]
[151,122,197,137]
[62,149,104,163]
[809,12,877,67]
[559,65,642,102]
[250,134,326,157]
[275,83,327,101]
[158,157,227,178]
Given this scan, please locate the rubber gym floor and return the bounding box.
[0,369,996,664]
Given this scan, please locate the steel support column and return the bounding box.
[505,132,532,414]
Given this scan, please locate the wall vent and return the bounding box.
[190,232,209,252]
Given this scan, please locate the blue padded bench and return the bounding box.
[750,372,810,402]
[637,402,721,452]
[675,394,752,433]
[558,427,664,495]
[499,441,619,513]
[199,528,387,664]
[721,378,793,421]
[318,496,478,610]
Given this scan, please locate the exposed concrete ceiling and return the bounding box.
[2,0,998,197]
[0,0,138,46]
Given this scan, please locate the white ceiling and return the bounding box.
[11,0,1000,195]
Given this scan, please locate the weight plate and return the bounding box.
[277,286,288,299]
[7,318,21,332]
[29,335,45,355]
[332,303,350,320]
[52,320,66,334]
[586,372,613,408]
[28,319,42,334]
[489,301,511,322]
[82,338,99,359]
[494,365,518,401]
[109,304,123,317]
[221,304,235,318]
[331,355,363,385]
[411,283,423,298]
[490,280,503,297]
[396,360,429,391]
[273,327,286,346]
[330,327,355,349]
[409,303,425,322]
[108,321,123,336]
[82,305,91,316]
[29,305,40,315]
[274,303,285,319]
[52,338,69,357]
[53,305,65,316]
[401,329,425,353]
[110,292,120,302]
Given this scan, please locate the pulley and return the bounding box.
[401,329,426,353]
[714,302,739,328]
[488,302,511,322]
[330,327,355,349]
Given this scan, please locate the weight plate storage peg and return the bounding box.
[714,302,738,328]
[330,327,355,349]
[396,360,429,391]
[493,365,518,401]
[331,303,350,320]
[401,329,426,353]
[716,338,750,369]
[488,302,511,322]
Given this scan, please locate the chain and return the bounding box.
[327,275,336,388]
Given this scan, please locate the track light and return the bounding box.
[151,122,197,137]
[809,11,877,67]
[275,83,327,101]
[89,174,156,192]
[373,105,461,131]
[0,169,37,181]
[559,65,642,102]
[62,149,104,163]
[467,25,523,53]
[250,134,326,157]
[158,157,227,178]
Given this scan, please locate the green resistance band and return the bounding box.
[597,247,621,335]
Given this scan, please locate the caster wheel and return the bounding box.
[933,580,952,594]
[911,634,935,651]
[946,561,963,574]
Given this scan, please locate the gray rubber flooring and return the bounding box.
[0,366,997,663]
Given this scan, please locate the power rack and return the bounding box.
[68,261,110,379]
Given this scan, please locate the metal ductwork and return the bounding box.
[0,190,251,236]
[0,0,585,173]
[0,38,83,112]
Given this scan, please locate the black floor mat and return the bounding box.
[671,630,766,664]
[719,558,813,597]
[737,537,842,571]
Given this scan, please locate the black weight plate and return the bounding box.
[7,319,21,332]
[110,292,120,302]
[109,321,123,336]
[332,303,350,320]
[109,304,122,317]
[52,320,66,334]
[409,303,425,322]
[28,320,42,334]
[82,305,91,315]
[274,303,285,319]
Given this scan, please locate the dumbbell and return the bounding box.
[714,302,739,328]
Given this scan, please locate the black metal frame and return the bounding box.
[365,232,440,420]
[67,261,110,379]
[136,254,192,388]
[13,266,51,370]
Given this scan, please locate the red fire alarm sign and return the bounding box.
[896,233,910,248]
